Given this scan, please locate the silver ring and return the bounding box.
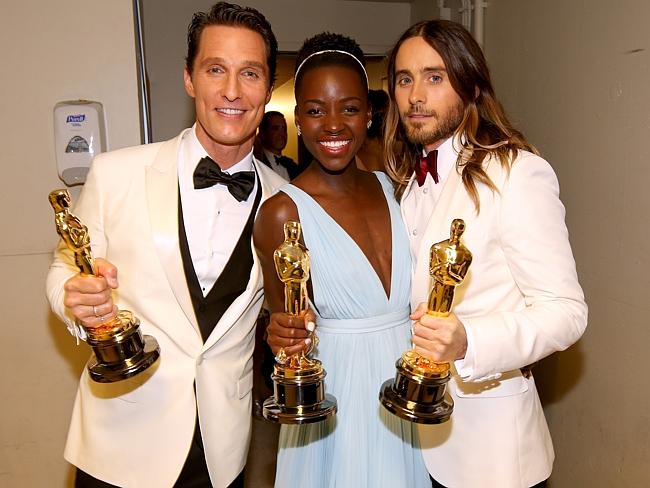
[274,347,287,364]
[92,305,100,317]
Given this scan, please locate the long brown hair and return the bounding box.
[384,20,537,211]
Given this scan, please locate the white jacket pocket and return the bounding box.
[236,370,254,399]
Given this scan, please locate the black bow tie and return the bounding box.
[193,156,255,202]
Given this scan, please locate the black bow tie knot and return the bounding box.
[193,156,255,202]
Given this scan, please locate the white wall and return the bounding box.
[0,1,141,486]
[410,0,438,24]
[484,1,650,486]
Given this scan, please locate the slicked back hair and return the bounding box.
[186,2,278,88]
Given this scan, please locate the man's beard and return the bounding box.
[401,101,464,146]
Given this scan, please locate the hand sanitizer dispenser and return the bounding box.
[53,100,106,186]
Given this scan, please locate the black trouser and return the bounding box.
[430,475,548,488]
[76,467,244,488]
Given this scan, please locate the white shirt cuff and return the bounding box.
[453,319,503,382]
[68,317,87,344]
[454,319,475,379]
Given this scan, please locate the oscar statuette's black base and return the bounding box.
[85,313,160,383]
[262,393,337,425]
[379,358,453,424]
[262,362,337,424]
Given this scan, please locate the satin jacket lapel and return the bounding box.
[145,128,200,336]
[400,174,418,276]
[201,157,270,351]
[400,174,416,227]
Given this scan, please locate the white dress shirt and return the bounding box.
[263,148,290,181]
[178,126,258,296]
[401,136,482,378]
[402,136,457,260]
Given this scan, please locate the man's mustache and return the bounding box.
[403,106,437,118]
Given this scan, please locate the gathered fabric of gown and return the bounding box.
[274,173,429,488]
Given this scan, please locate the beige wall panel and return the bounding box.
[485,1,650,486]
[0,1,140,486]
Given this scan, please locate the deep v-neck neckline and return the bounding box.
[287,174,395,301]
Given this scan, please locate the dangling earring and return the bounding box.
[296,125,301,136]
[367,120,372,129]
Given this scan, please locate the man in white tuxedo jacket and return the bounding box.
[383,20,588,488]
[46,3,286,487]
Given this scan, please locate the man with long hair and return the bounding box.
[384,20,588,487]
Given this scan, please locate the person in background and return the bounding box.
[257,111,305,180]
[254,32,430,488]
[384,19,588,488]
[356,88,390,172]
[45,3,285,487]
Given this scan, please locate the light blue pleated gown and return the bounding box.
[274,173,429,488]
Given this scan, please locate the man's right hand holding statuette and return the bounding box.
[49,189,159,383]
[380,218,471,423]
[410,218,472,369]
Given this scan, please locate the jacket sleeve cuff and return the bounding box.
[453,318,502,382]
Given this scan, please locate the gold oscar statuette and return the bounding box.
[262,220,337,424]
[49,189,160,383]
[380,218,472,423]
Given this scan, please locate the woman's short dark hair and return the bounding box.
[294,32,367,96]
[186,2,278,88]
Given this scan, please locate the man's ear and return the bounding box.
[265,84,274,105]
[183,67,195,98]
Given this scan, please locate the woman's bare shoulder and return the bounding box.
[254,191,300,254]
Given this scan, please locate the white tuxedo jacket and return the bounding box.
[46,129,286,488]
[402,150,587,488]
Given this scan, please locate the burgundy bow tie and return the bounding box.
[415,150,439,186]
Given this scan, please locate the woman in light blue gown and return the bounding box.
[253,33,429,488]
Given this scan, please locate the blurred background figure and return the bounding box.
[257,111,305,180]
[356,89,389,172]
